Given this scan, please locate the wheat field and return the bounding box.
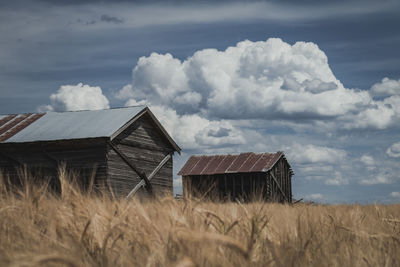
[0,170,399,267]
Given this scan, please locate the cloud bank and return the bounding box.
[118,38,400,131]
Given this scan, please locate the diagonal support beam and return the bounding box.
[270,172,288,202]
[108,141,153,195]
[126,153,172,200]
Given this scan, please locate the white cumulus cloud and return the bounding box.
[325,171,349,185]
[386,141,400,158]
[118,38,370,119]
[39,83,110,112]
[391,192,400,198]
[287,144,347,164]
[117,38,400,131]
[340,95,400,130]
[359,173,394,185]
[370,77,400,97]
[306,193,324,200]
[360,155,376,170]
[286,144,348,185]
[150,105,245,150]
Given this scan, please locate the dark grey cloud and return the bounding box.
[100,14,124,24]
[74,14,124,26]
[2,0,398,7]
[208,127,230,138]
[35,0,399,4]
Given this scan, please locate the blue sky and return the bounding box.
[1,0,400,203]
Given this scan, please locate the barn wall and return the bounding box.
[183,172,270,202]
[268,157,292,203]
[107,113,174,198]
[0,138,108,192]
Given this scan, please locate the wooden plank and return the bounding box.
[108,141,153,195]
[126,153,172,199]
[241,175,244,195]
[119,139,171,153]
[224,174,227,198]
[0,151,24,166]
[270,171,288,202]
[116,115,176,151]
[232,175,235,199]
[113,144,167,163]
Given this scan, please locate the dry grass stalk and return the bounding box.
[0,169,399,266]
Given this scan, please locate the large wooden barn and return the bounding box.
[178,152,293,203]
[0,106,180,198]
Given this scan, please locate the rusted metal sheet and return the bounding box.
[226,152,252,173]
[0,114,47,142]
[0,114,31,136]
[262,152,282,171]
[0,115,17,127]
[251,152,282,172]
[177,156,200,176]
[214,155,236,174]
[189,156,213,175]
[201,155,226,175]
[0,113,45,142]
[237,153,261,172]
[179,152,285,176]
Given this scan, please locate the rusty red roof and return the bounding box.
[178,152,287,176]
[0,113,45,142]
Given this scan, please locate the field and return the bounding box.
[0,170,399,267]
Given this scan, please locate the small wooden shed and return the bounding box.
[178,152,293,202]
[0,106,180,198]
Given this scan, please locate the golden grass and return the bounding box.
[0,170,399,266]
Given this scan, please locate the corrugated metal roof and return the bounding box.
[178,152,285,176]
[0,106,146,143]
[0,113,46,142]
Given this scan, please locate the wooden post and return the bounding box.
[241,175,244,198]
[232,175,236,200]
[224,174,227,199]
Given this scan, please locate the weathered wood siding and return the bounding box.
[183,157,292,203]
[0,138,108,192]
[267,157,292,203]
[183,173,268,201]
[107,113,174,198]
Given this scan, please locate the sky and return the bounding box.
[1,0,400,204]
